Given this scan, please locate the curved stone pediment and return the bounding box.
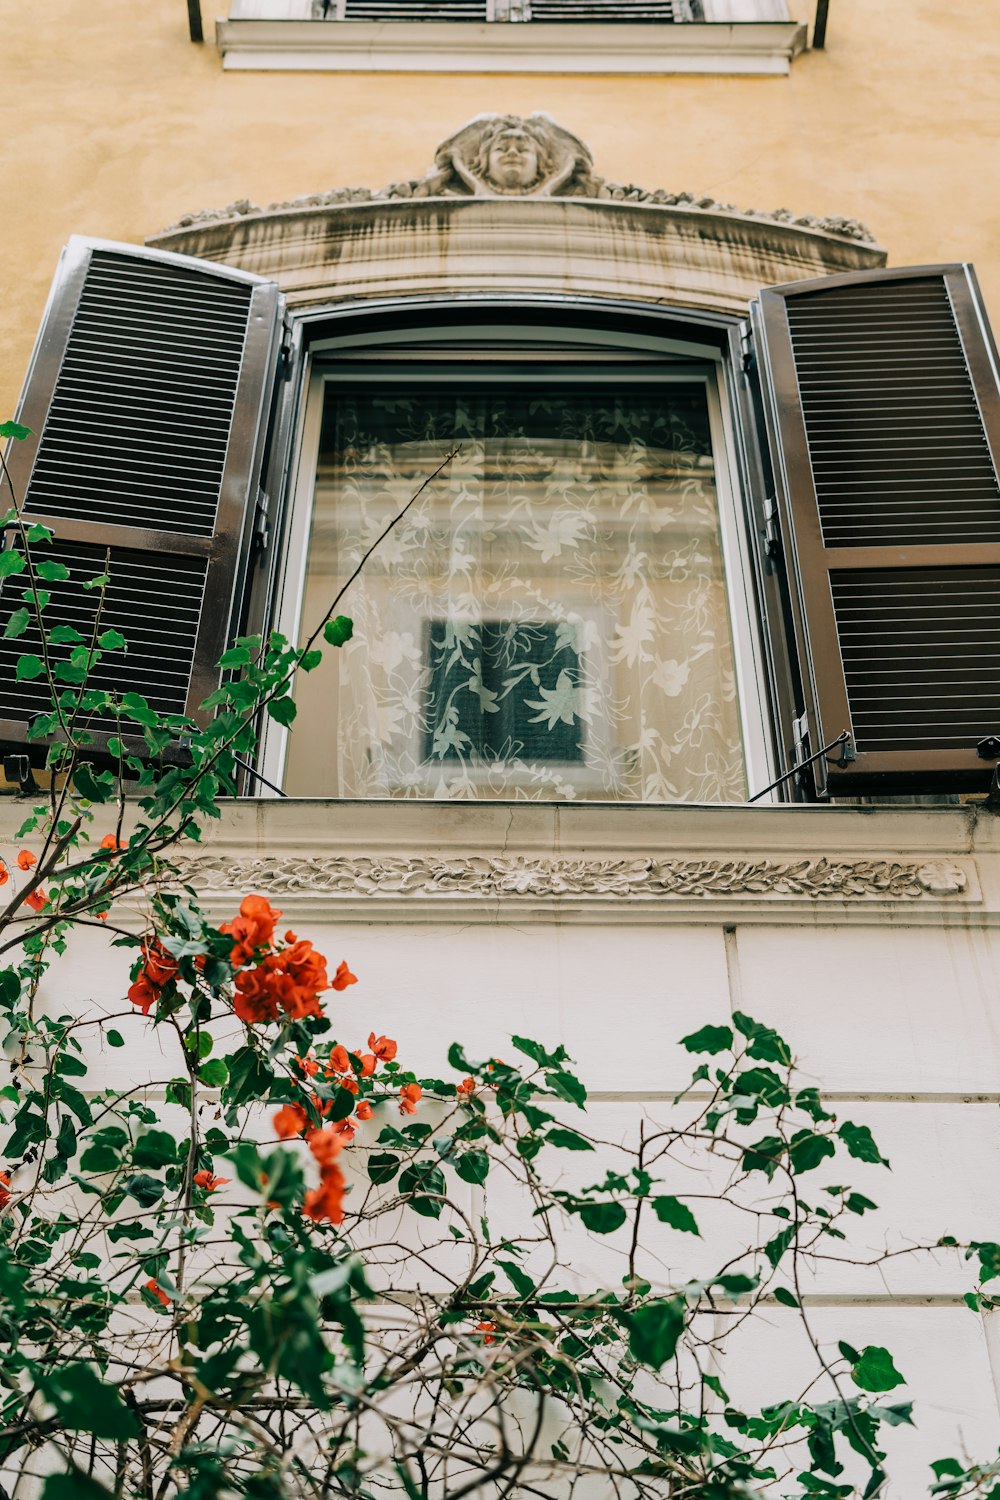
[147,112,885,312]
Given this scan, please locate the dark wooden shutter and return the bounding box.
[751,263,1000,795]
[0,237,282,754]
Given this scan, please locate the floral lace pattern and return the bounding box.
[286,380,744,802]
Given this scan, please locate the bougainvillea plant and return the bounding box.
[0,418,998,1499]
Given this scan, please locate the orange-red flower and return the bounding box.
[457,1077,476,1096]
[193,1170,229,1192]
[221,893,283,966]
[16,850,36,871]
[141,941,178,988]
[99,834,124,851]
[0,1172,10,1209]
[327,1044,352,1076]
[23,890,48,913]
[369,1034,397,1063]
[307,1127,347,1168]
[296,1053,319,1079]
[354,1050,377,1078]
[233,965,280,1025]
[127,976,158,1016]
[476,1320,496,1345]
[355,1100,374,1122]
[303,1162,347,1224]
[145,1278,170,1309]
[273,1102,308,1140]
[0,862,8,886]
[332,960,357,992]
[399,1082,422,1116]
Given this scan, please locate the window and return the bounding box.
[217,0,806,76]
[272,335,768,802]
[5,241,1000,803]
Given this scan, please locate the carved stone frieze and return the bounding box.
[178,854,967,901]
[161,112,876,244]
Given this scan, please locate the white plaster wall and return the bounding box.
[22,799,1000,1497]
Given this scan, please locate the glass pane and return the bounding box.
[285,378,746,802]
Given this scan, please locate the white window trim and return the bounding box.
[259,324,778,803]
[217,7,806,75]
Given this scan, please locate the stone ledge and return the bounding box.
[215,18,808,75]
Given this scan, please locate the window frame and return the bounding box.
[255,303,780,802]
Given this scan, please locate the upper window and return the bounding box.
[276,343,762,802]
[217,0,805,76]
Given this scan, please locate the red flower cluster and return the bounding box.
[222,896,348,1026]
[399,1082,422,1116]
[128,938,179,1017]
[303,1125,347,1224]
[0,1172,10,1210]
[145,1278,170,1309]
[221,894,282,966]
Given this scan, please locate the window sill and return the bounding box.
[214,18,808,74]
[103,798,990,928]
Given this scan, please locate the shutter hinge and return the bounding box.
[276,336,294,381]
[791,711,809,771]
[254,489,271,555]
[762,495,780,559]
[740,325,754,376]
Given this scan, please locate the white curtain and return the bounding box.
[285,381,745,803]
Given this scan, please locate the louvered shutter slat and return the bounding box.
[752,263,1000,794]
[0,238,282,755]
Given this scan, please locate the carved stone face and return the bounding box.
[486,130,541,191]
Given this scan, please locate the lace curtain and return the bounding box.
[285,379,745,802]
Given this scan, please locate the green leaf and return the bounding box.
[224,1046,276,1107]
[15,654,44,681]
[680,1024,733,1055]
[3,607,30,639]
[47,624,84,645]
[73,762,113,802]
[544,1127,594,1152]
[764,1225,796,1268]
[98,628,127,651]
[579,1201,627,1234]
[299,649,322,671]
[367,1152,400,1185]
[545,1068,587,1109]
[453,1149,489,1185]
[106,1029,124,1048]
[652,1196,700,1235]
[82,572,111,591]
[497,1259,535,1298]
[839,1121,889,1167]
[851,1345,905,1393]
[788,1129,837,1174]
[398,1161,446,1217]
[0,421,32,441]
[323,615,354,647]
[41,1363,140,1439]
[627,1297,685,1369]
[132,1130,176,1169]
[199,1058,228,1088]
[36,559,69,582]
[41,1472,114,1500]
[773,1286,799,1308]
[122,1172,165,1207]
[0,550,26,578]
[267,694,297,727]
[218,645,251,668]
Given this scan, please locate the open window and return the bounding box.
[268,335,767,802]
[5,239,1000,803]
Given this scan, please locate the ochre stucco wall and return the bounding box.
[1,0,999,418]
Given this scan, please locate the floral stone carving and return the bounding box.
[162,111,876,244]
[179,855,967,901]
